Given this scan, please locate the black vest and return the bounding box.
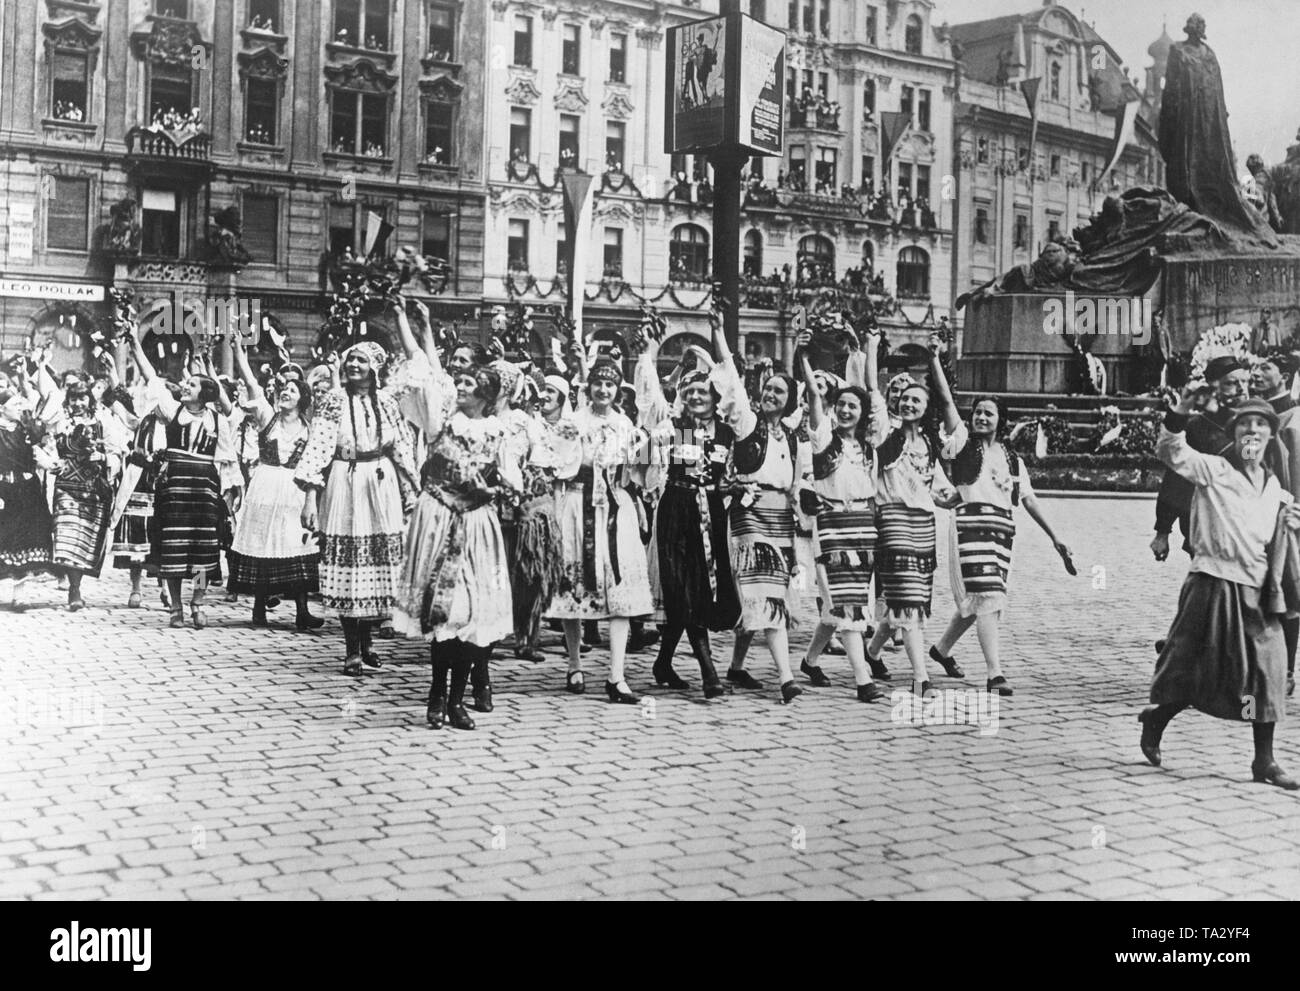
[666,415,735,487]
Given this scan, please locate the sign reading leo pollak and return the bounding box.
[140,294,262,345]
[664,12,785,155]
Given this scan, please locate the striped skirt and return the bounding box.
[729,489,799,632]
[112,491,156,572]
[815,503,876,631]
[52,477,111,576]
[874,503,936,630]
[153,451,222,579]
[949,502,1015,617]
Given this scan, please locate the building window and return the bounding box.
[917,89,931,131]
[916,164,931,202]
[334,0,389,50]
[1050,153,1061,178]
[1050,61,1061,101]
[866,6,878,45]
[508,218,529,273]
[896,246,929,297]
[974,207,990,245]
[1014,212,1029,250]
[977,136,989,164]
[50,51,90,122]
[1047,217,1061,242]
[421,209,451,262]
[788,145,806,188]
[749,0,766,19]
[897,161,913,199]
[427,2,456,61]
[328,202,355,256]
[554,221,567,273]
[149,63,193,124]
[860,155,875,190]
[1017,146,1029,170]
[815,147,837,192]
[46,177,90,251]
[156,0,189,16]
[509,107,531,162]
[862,79,875,116]
[241,193,277,264]
[787,1,797,30]
[513,15,533,68]
[559,114,580,169]
[817,71,830,97]
[802,0,814,33]
[743,230,762,277]
[609,32,627,82]
[1081,160,1091,184]
[562,24,581,76]
[605,120,625,171]
[670,224,710,282]
[900,85,913,122]
[244,78,277,143]
[797,234,834,278]
[248,0,279,31]
[860,239,874,271]
[818,0,830,34]
[330,90,387,156]
[749,155,764,178]
[425,100,455,164]
[904,14,923,55]
[603,228,623,277]
[141,188,181,258]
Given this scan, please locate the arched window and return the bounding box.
[743,229,763,277]
[904,14,923,55]
[860,239,874,273]
[896,246,930,298]
[862,78,875,116]
[797,234,835,284]
[669,223,710,282]
[1050,61,1061,100]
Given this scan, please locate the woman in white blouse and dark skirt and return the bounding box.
[1142,392,1300,789]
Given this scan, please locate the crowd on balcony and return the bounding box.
[246,122,273,145]
[789,89,841,130]
[52,100,85,122]
[247,14,276,31]
[334,27,387,51]
[148,106,203,133]
[425,145,450,166]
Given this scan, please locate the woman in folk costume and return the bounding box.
[389,305,518,729]
[226,334,322,630]
[1140,392,1300,789]
[711,324,815,704]
[50,381,128,609]
[547,359,654,703]
[864,337,962,698]
[634,333,737,699]
[109,384,170,609]
[127,326,241,628]
[0,384,57,610]
[296,339,415,676]
[796,330,891,701]
[934,396,1074,696]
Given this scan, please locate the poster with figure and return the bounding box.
[667,15,727,151]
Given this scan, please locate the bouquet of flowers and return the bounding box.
[1188,323,1252,381]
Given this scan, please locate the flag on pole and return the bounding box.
[1097,97,1141,189]
[560,171,595,342]
[1018,78,1041,168]
[879,111,911,165]
[362,210,394,257]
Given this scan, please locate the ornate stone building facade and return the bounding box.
[0,0,487,374]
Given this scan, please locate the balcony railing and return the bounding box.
[788,105,841,131]
[126,125,212,162]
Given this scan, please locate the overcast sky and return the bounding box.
[934,0,1300,166]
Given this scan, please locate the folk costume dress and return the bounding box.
[225,399,320,598]
[941,424,1034,617]
[1151,416,1292,723]
[51,410,126,576]
[873,426,954,630]
[391,352,516,645]
[294,382,415,621]
[0,407,57,579]
[109,413,166,574]
[143,387,240,581]
[714,363,811,632]
[547,404,654,621]
[634,353,740,631]
[809,396,890,632]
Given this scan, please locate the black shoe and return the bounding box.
[913,680,936,699]
[930,645,965,678]
[605,681,640,704]
[857,682,885,703]
[447,703,476,730]
[295,612,325,631]
[1137,708,1163,767]
[726,669,764,690]
[343,656,365,677]
[427,696,447,729]
[824,638,847,656]
[780,680,803,704]
[986,676,1013,696]
[629,630,661,652]
[565,671,586,694]
[265,596,281,610]
[580,642,593,654]
[703,678,728,699]
[362,652,383,669]
[800,658,832,687]
[653,662,690,690]
[473,684,494,713]
[1252,759,1300,790]
[515,646,546,663]
[867,655,891,681]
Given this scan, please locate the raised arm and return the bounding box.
[1156,386,1226,488]
[927,333,962,436]
[230,330,265,405]
[392,300,421,359]
[799,351,824,434]
[127,322,158,385]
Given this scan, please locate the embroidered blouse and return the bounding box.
[293,386,416,498]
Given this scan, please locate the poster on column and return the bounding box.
[666,15,728,152]
[736,17,785,155]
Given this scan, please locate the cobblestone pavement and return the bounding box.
[3,495,1300,901]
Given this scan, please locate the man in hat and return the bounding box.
[1151,354,1248,562]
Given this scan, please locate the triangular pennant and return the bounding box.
[879,111,911,164]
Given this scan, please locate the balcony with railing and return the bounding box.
[125,124,214,180]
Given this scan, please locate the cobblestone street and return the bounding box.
[4,495,1300,901]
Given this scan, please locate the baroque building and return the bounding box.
[0,0,487,376]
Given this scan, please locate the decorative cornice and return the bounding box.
[236,47,289,81]
[239,27,287,53]
[636,27,662,50]
[44,0,100,25]
[504,72,542,105]
[42,18,103,52]
[323,59,398,92]
[419,74,465,101]
[130,18,209,66]
[541,8,558,26]
[554,77,589,113]
[602,88,634,120]
[325,42,396,68]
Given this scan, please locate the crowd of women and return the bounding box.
[0,298,1078,734]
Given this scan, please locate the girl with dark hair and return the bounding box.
[934,396,1073,695]
[227,334,322,630]
[0,386,57,609]
[50,384,127,609]
[797,330,890,700]
[1140,392,1300,789]
[712,327,813,704]
[389,304,517,729]
[865,336,962,698]
[128,327,241,628]
[296,340,416,676]
[547,359,654,703]
[635,333,738,699]
[109,400,168,608]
